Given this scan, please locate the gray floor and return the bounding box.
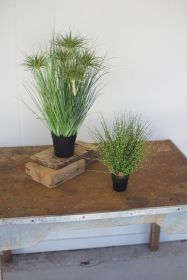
[3,241,187,280]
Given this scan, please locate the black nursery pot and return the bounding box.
[51,133,77,158]
[111,174,129,192]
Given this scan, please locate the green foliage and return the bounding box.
[93,114,151,176]
[23,53,47,70]
[23,32,105,137]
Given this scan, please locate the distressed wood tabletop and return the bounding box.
[0,140,187,219]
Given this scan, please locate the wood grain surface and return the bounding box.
[26,160,85,188]
[0,140,187,219]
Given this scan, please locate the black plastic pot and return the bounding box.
[51,133,77,158]
[111,174,129,192]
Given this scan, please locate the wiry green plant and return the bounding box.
[23,32,105,137]
[92,114,151,176]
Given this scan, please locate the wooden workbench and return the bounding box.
[0,140,187,277]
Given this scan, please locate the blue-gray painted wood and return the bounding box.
[13,224,187,254]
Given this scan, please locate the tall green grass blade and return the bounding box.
[23,32,105,137]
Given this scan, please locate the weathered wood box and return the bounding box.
[26,141,97,188]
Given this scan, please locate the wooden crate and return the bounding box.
[31,140,97,169]
[26,159,85,189]
[26,141,97,188]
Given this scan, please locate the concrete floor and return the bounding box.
[3,241,187,280]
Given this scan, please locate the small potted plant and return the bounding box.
[93,113,151,192]
[23,32,104,158]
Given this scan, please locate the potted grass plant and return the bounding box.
[23,32,104,157]
[93,113,151,192]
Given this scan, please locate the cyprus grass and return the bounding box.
[23,32,105,137]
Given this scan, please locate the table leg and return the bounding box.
[0,256,3,280]
[148,223,160,251]
[0,251,12,280]
[2,251,12,263]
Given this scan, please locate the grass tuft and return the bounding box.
[92,113,152,176]
[23,32,105,137]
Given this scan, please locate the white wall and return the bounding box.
[1,0,187,154]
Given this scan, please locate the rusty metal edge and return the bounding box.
[0,205,186,225]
